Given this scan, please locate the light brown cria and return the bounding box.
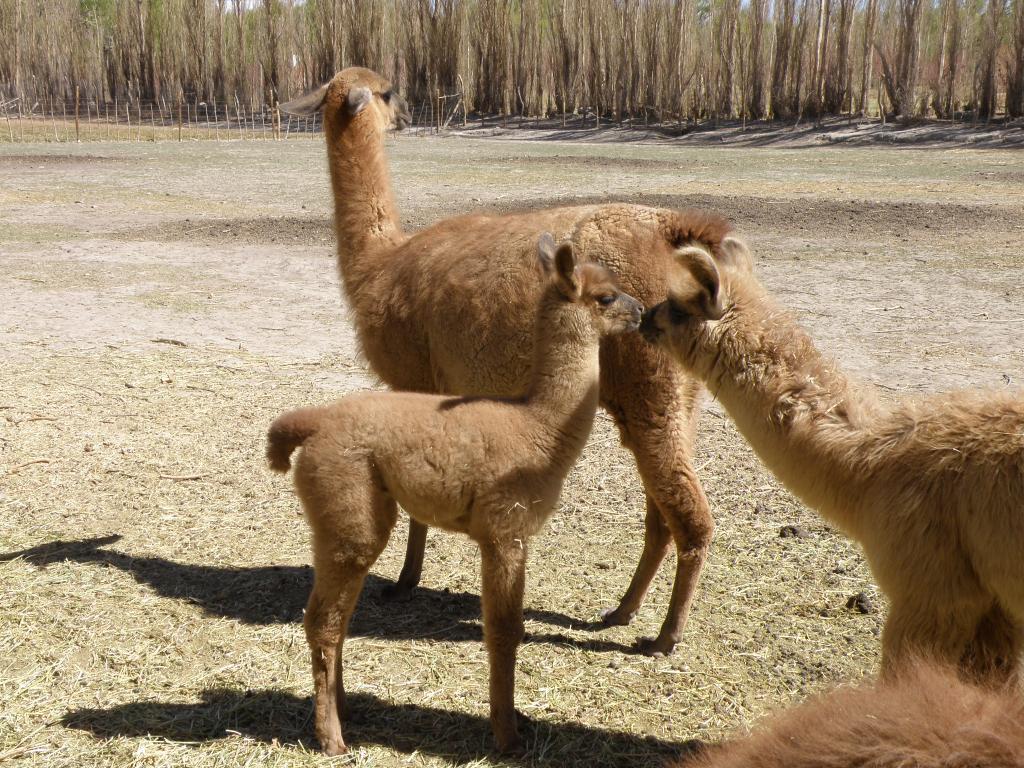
[268,240,646,756]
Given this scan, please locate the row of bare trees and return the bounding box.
[2,0,1023,122]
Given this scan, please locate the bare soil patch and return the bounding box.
[501,193,1020,241]
[118,195,1018,250]
[1,136,1022,768]
[120,214,332,246]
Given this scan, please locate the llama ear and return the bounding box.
[346,87,373,116]
[537,232,557,275]
[280,83,329,116]
[721,235,755,274]
[675,245,726,320]
[553,242,581,299]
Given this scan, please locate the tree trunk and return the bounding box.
[859,0,879,114]
[263,0,280,100]
[810,0,830,114]
[1008,0,1024,116]
[747,0,768,118]
[977,0,1008,120]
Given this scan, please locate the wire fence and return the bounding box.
[0,88,469,144]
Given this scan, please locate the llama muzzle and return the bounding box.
[640,303,667,342]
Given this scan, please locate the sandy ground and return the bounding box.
[1,135,1023,768]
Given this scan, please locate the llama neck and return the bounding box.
[324,115,403,292]
[687,275,875,530]
[525,293,602,455]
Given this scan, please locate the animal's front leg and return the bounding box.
[479,538,528,754]
[881,598,983,681]
[961,602,1022,687]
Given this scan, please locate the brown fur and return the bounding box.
[678,662,1024,768]
[267,241,643,755]
[642,239,1024,683]
[280,68,735,656]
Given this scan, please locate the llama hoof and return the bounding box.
[635,635,677,657]
[320,737,348,756]
[600,606,636,627]
[380,581,416,602]
[494,733,525,756]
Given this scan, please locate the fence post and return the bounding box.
[178,94,183,141]
[50,96,59,141]
[125,100,131,141]
[3,96,13,142]
[75,86,80,142]
[457,74,467,127]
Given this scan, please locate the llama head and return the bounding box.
[639,234,753,344]
[537,233,643,337]
[280,67,411,133]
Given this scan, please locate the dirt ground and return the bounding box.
[1,134,1023,768]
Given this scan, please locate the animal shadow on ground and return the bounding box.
[61,687,697,768]
[0,536,633,652]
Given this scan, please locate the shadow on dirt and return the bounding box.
[61,687,700,767]
[458,115,1024,149]
[0,535,632,652]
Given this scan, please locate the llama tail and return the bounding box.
[266,406,327,473]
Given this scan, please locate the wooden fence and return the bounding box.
[0,88,468,143]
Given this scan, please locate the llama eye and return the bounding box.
[381,90,392,104]
[597,294,616,306]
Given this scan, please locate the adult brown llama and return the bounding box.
[267,237,646,754]
[281,66,736,656]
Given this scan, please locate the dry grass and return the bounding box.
[2,135,1021,768]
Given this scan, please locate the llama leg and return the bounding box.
[881,599,982,680]
[479,538,528,754]
[600,494,671,626]
[603,371,712,656]
[303,485,398,755]
[961,603,1022,687]
[381,518,427,601]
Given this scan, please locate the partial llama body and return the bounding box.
[280,67,737,656]
[678,662,1024,768]
[267,238,644,754]
[641,238,1024,683]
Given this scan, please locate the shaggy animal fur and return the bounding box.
[641,239,1024,683]
[677,662,1024,768]
[281,68,736,656]
[268,238,646,755]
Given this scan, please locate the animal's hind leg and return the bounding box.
[303,481,398,755]
[961,602,1021,687]
[381,518,427,601]
[478,538,528,754]
[602,362,712,657]
[600,494,671,626]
